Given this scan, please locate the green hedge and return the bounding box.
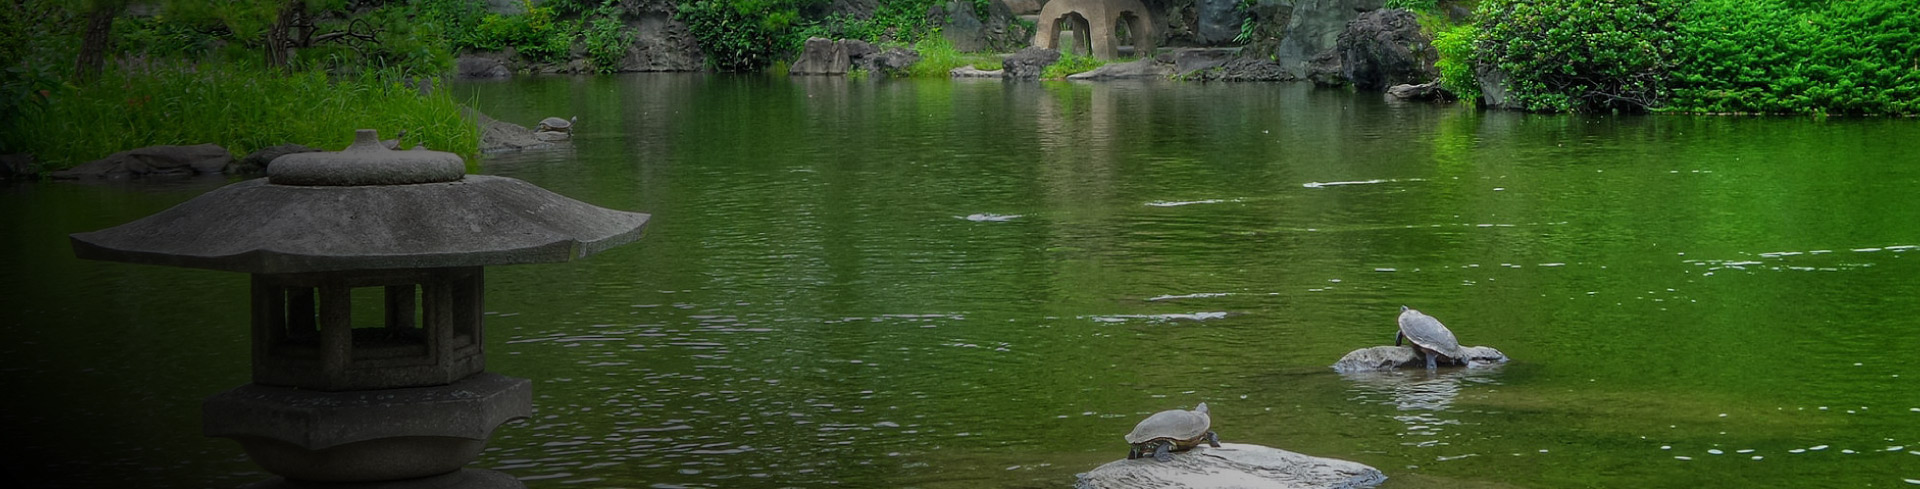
[1472,0,1919,115]
[1667,0,1919,115]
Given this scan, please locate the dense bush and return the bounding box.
[1667,0,1919,115]
[1041,52,1107,79]
[1432,23,1478,104]
[1474,0,1680,112]
[464,1,578,63]
[677,0,810,72]
[582,6,637,73]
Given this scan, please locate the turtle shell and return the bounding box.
[1125,402,1212,445]
[538,117,573,132]
[1397,307,1464,359]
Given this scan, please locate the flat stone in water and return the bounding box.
[1331,345,1509,373]
[1073,443,1385,489]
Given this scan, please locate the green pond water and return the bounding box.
[4,74,1920,488]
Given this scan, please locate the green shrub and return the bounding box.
[1432,23,1478,104]
[583,6,636,73]
[1667,0,1919,115]
[1474,0,1679,112]
[4,62,478,170]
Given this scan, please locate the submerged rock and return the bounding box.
[1386,81,1449,100]
[1331,345,1508,373]
[950,65,1004,78]
[1067,58,1174,80]
[464,107,555,154]
[1075,442,1386,489]
[50,144,233,179]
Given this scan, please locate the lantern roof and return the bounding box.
[71,130,649,274]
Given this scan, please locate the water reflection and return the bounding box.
[1341,367,1503,448]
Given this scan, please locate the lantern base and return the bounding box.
[205,373,530,482]
[238,468,526,489]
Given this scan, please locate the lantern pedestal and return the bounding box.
[236,468,524,489]
[204,373,530,485]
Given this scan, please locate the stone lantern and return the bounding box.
[70,130,649,488]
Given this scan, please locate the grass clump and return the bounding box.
[1041,52,1109,79]
[4,62,477,170]
[905,36,1004,78]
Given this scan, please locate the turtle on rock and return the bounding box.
[1396,306,1465,369]
[1125,403,1221,462]
[537,116,575,134]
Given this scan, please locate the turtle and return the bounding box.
[1396,306,1465,370]
[1125,402,1221,462]
[537,116,576,134]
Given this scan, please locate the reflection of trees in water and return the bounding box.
[1340,368,1502,447]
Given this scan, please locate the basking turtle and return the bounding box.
[537,116,576,134]
[1396,306,1465,369]
[1125,402,1221,462]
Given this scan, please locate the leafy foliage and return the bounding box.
[1432,23,1478,104]
[1474,0,1679,112]
[677,0,812,72]
[464,0,578,63]
[583,5,637,73]
[799,0,940,44]
[1666,0,1919,115]
[1385,0,1439,12]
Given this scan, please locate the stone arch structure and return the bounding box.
[1033,0,1156,60]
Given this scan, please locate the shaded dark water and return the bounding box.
[4,74,1919,488]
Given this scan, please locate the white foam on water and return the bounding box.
[1674,456,1692,461]
[1737,449,1755,453]
[1302,179,1389,188]
[960,213,1022,222]
[1145,199,1232,207]
[1752,456,1763,460]
[1661,446,1672,450]
[1789,449,1806,454]
[1810,445,1830,451]
[1146,292,1234,302]
[1708,449,1724,455]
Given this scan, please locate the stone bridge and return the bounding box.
[1032,0,1156,60]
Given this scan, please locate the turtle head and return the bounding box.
[1400,305,1410,312]
[1193,402,1209,415]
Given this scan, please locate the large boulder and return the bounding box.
[621,6,707,72]
[1173,47,1237,73]
[454,55,510,79]
[1332,9,1437,90]
[1002,47,1061,80]
[0,153,37,181]
[227,143,321,175]
[933,0,1032,52]
[1195,0,1248,45]
[1476,63,1522,110]
[936,1,990,52]
[1306,49,1344,85]
[1273,0,1384,77]
[791,37,853,75]
[1074,443,1387,489]
[1331,345,1509,373]
[857,46,921,77]
[49,144,233,179]
[1067,58,1175,80]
